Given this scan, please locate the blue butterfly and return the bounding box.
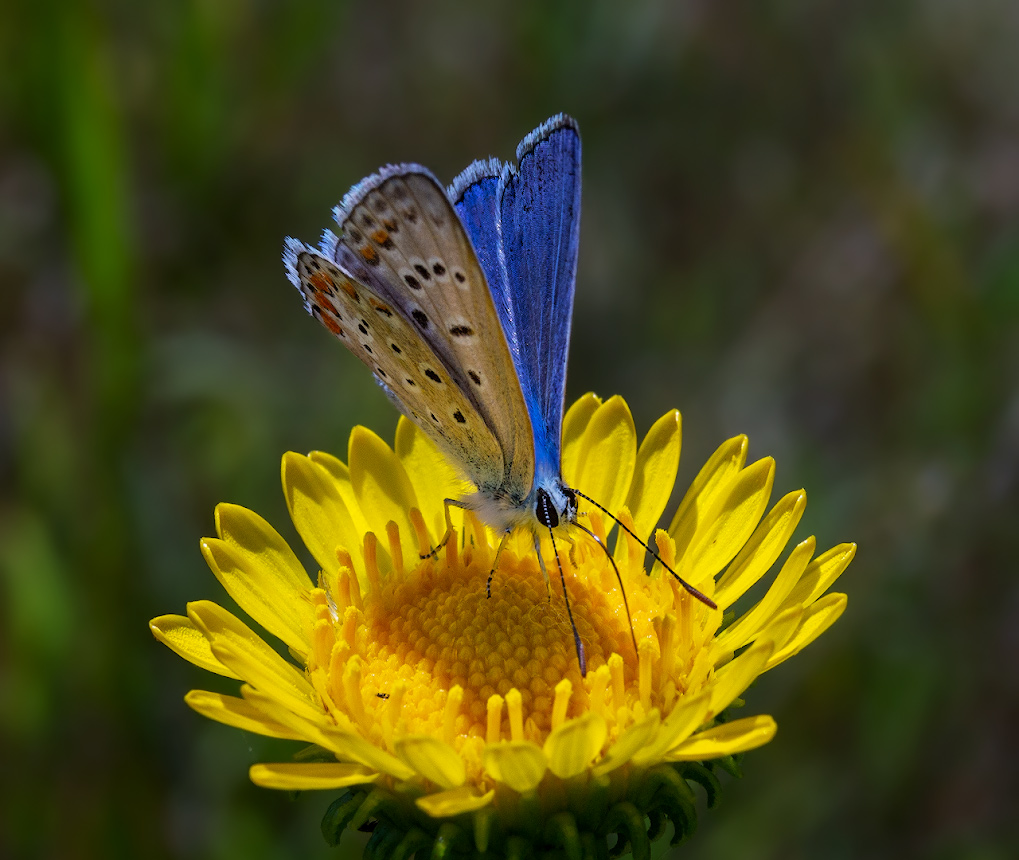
[285,115,711,674]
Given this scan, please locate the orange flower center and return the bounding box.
[358,539,639,742]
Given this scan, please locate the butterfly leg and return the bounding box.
[420,498,464,560]
[536,531,586,677]
[486,531,512,598]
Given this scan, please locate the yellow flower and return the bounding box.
[151,393,854,857]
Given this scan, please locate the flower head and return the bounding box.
[151,393,854,857]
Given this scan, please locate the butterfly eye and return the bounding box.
[535,487,559,529]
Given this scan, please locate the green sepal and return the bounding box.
[431,822,470,859]
[364,820,403,860]
[601,802,649,860]
[321,789,369,847]
[543,812,582,860]
[505,835,534,860]
[679,762,722,808]
[391,827,433,860]
[713,754,743,778]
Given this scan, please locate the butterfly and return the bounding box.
[284,115,713,675]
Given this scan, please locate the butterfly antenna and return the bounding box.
[572,489,717,610]
[571,520,639,663]
[537,531,587,677]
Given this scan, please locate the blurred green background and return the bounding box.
[2,1,1017,857]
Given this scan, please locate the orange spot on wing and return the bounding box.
[308,273,333,293]
[341,281,360,303]
[360,245,379,264]
[370,229,389,245]
[320,310,344,336]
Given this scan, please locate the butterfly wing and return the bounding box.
[448,158,515,354]
[496,114,582,486]
[284,239,508,491]
[286,165,535,500]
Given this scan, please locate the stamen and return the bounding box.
[465,512,487,567]
[336,549,364,611]
[363,532,381,594]
[386,521,403,575]
[571,519,638,663]
[327,640,351,709]
[442,685,463,745]
[340,605,359,649]
[334,569,351,611]
[506,688,524,741]
[659,613,678,689]
[589,664,610,719]
[608,652,626,711]
[312,617,334,669]
[408,507,432,557]
[486,693,504,744]
[574,488,718,610]
[342,655,367,729]
[551,678,573,729]
[638,639,654,711]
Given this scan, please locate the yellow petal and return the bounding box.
[755,604,804,656]
[249,762,379,790]
[307,450,371,536]
[543,712,608,779]
[394,735,466,789]
[681,457,775,583]
[187,600,320,721]
[150,614,240,679]
[765,593,848,670]
[238,686,416,781]
[592,710,660,776]
[779,542,857,610]
[483,741,548,793]
[708,639,774,718]
[348,426,418,567]
[282,452,372,583]
[415,786,495,817]
[615,410,681,564]
[202,508,315,656]
[573,396,637,519]
[632,690,712,766]
[713,537,814,657]
[236,684,332,747]
[184,689,303,739]
[714,489,807,610]
[667,714,777,760]
[667,435,748,559]
[394,417,469,540]
[561,393,602,487]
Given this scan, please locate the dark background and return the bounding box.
[2,1,1017,858]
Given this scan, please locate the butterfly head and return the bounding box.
[534,480,578,531]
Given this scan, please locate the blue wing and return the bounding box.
[449,158,516,352]
[497,115,582,487]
